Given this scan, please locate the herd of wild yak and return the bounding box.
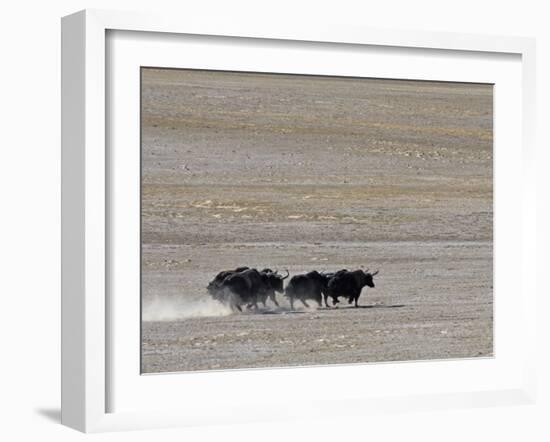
[207,267,379,312]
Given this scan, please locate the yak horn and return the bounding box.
[282,269,290,280]
[371,270,379,276]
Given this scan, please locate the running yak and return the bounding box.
[325,269,379,307]
[207,266,250,297]
[284,269,351,309]
[284,270,331,310]
[207,267,288,311]
[258,268,288,307]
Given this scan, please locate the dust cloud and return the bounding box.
[142,295,233,321]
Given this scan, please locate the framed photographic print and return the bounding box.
[61,9,538,432]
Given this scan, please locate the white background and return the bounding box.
[109,30,523,415]
[0,1,548,441]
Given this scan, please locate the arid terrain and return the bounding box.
[140,68,493,373]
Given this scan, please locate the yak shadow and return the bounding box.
[260,310,306,315]
[242,308,306,315]
[241,304,405,315]
[335,304,406,310]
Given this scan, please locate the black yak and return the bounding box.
[325,269,379,307]
[206,266,249,297]
[320,269,349,307]
[208,267,288,311]
[214,268,264,311]
[258,269,289,307]
[285,271,332,309]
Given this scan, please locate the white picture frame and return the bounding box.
[61,9,538,433]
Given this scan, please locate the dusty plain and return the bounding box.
[140,68,493,373]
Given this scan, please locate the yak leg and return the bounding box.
[246,299,259,310]
[312,291,322,308]
[227,293,242,312]
[270,293,280,307]
[323,293,331,308]
[257,293,267,308]
[301,299,310,308]
[289,296,295,310]
[354,294,360,307]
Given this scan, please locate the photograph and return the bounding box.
[140,67,493,374]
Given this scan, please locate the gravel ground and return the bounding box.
[140,68,493,373]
